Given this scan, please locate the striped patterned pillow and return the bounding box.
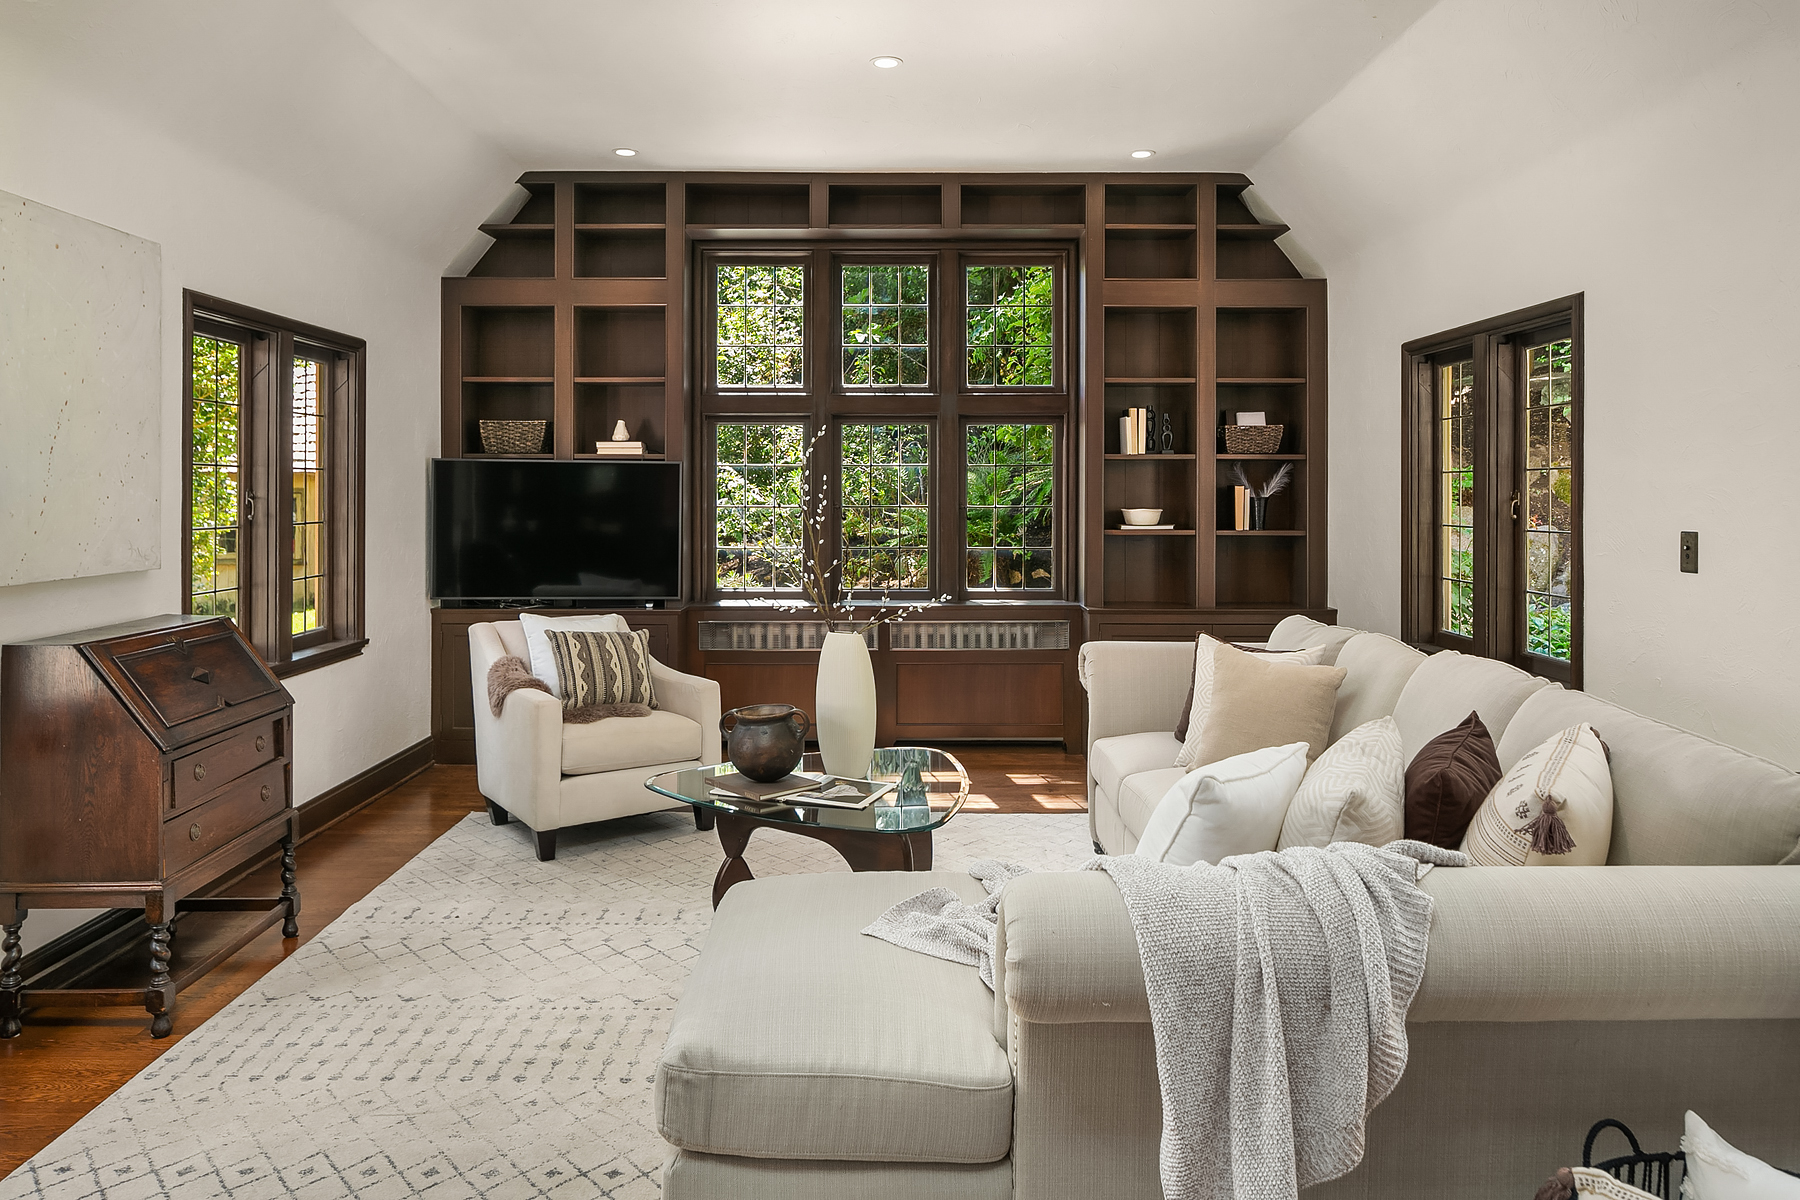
[543,628,656,712]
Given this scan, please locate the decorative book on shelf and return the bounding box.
[592,441,646,457]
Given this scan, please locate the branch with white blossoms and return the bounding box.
[754,427,950,632]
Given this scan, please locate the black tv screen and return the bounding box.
[430,459,682,602]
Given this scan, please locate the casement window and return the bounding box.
[183,291,366,675]
[702,248,1068,601]
[1402,295,1583,685]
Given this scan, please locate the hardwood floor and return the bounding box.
[0,746,1085,1174]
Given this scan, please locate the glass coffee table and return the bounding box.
[646,747,969,908]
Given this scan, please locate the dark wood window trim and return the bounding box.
[1401,293,1583,686]
[695,243,1076,606]
[182,290,367,678]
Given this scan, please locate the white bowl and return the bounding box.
[1120,508,1163,526]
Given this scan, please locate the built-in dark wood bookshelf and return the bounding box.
[437,172,1330,754]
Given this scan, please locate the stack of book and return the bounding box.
[1118,406,1158,455]
[592,440,646,458]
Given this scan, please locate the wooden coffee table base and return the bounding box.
[711,810,934,908]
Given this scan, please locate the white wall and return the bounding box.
[0,0,518,950]
[1248,0,1800,766]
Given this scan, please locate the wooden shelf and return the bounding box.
[1106,528,1197,536]
[465,452,554,460]
[1106,454,1197,461]
[1106,223,1197,231]
[1217,223,1290,239]
[463,376,552,384]
[1216,529,1306,537]
[1217,377,1305,385]
[1106,377,1197,385]
[574,376,665,385]
[479,223,554,236]
[574,223,665,231]
[1217,453,1304,461]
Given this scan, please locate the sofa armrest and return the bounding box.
[1415,864,1800,1022]
[994,871,1150,1031]
[1078,640,1195,754]
[469,623,564,830]
[651,658,723,766]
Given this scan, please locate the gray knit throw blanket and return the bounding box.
[863,840,1466,1200]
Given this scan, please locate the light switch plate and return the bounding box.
[1680,531,1699,573]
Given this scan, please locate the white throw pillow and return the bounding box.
[1135,742,1309,867]
[1277,717,1405,850]
[1681,1110,1800,1200]
[518,613,630,699]
[1573,1167,1661,1199]
[1460,722,1613,866]
[1173,637,1326,769]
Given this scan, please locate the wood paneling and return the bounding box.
[894,662,1062,730]
[703,663,818,721]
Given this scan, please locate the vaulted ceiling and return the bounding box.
[332,0,1437,172]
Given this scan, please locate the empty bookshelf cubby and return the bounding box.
[511,182,556,224]
[828,184,941,226]
[1216,234,1301,281]
[573,181,666,224]
[1215,537,1307,607]
[575,229,667,278]
[575,307,666,379]
[468,230,554,278]
[1216,308,1307,380]
[1105,308,1197,380]
[1103,536,1196,607]
[576,383,664,455]
[1105,228,1197,279]
[687,182,810,227]
[1105,183,1196,226]
[461,307,554,379]
[959,184,1085,225]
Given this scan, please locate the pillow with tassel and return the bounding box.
[1460,722,1613,866]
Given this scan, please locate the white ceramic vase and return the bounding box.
[815,629,876,778]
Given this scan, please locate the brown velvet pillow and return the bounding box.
[1404,711,1503,848]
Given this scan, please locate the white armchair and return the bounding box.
[468,619,723,860]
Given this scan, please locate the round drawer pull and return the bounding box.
[261,785,272,802]
[188,823,202,842]
[193,763,206,781]
[255,736,267,753]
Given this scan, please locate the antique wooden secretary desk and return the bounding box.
[0,615,300,1038]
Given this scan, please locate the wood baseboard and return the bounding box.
[12,737,436,984]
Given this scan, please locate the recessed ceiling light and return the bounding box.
[871,55,903,68]
[1131,149,1156,159]
[613,147,637,157]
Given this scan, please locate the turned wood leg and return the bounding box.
[148,919,174,1039]
[533,828,557,862]
[487,799,511,826]
[692,804,715,832]
[280,834,301,939]
[711,813,756,909]
[1,900,25,1039]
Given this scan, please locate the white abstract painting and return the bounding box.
[0,190,162,586]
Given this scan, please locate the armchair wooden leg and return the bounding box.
[693,805,715,832]
[533,829,557,862]
[487,799,511,826]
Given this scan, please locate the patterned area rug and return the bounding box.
[2,810,1092,1199]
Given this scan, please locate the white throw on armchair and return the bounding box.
[468,617,723,861]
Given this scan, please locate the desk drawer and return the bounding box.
[171,717,281,812]
[165,760,288,873]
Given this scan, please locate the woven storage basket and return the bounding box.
[1223,424,1284,455]
[479,419,548,455]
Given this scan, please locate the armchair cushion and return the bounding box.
[1090,731,1182,805]
[562,709,702,776]
[1119,768,1188,847]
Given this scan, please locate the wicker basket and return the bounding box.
[479,419,548,455]
[1222,424,1284,455]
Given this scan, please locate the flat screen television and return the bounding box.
[429,459,682,603]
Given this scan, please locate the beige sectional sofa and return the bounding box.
[656,618,1800,1199]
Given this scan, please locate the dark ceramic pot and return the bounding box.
[721,704,811,782]
[1247,496,1269,531]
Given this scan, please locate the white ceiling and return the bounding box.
[332,0,1438,173]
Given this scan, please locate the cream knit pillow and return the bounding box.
[1460,722,1613,866]
[1173,636,1326,769]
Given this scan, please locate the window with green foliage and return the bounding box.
[291,355,328,637]
[966,424,1054,591]
[1439,359,1475,638]
[966,265,1054,386]
[714,422,807,590]
[842,264,929,387]
[190,333,244,621]
[1522,337,1575,661]
[841,423,930,591]
[716,264,805,388]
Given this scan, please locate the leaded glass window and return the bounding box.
[1439,359,1475,638]
[716,264,804,388]
[966,265,1054,386]
[966,424,1054,592]
[291,356,327,635]
[842,264,929,387]
[715,422,806,589]
[841,423,930,591]
[190,334,244,620]
[1522,337,1575,661]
